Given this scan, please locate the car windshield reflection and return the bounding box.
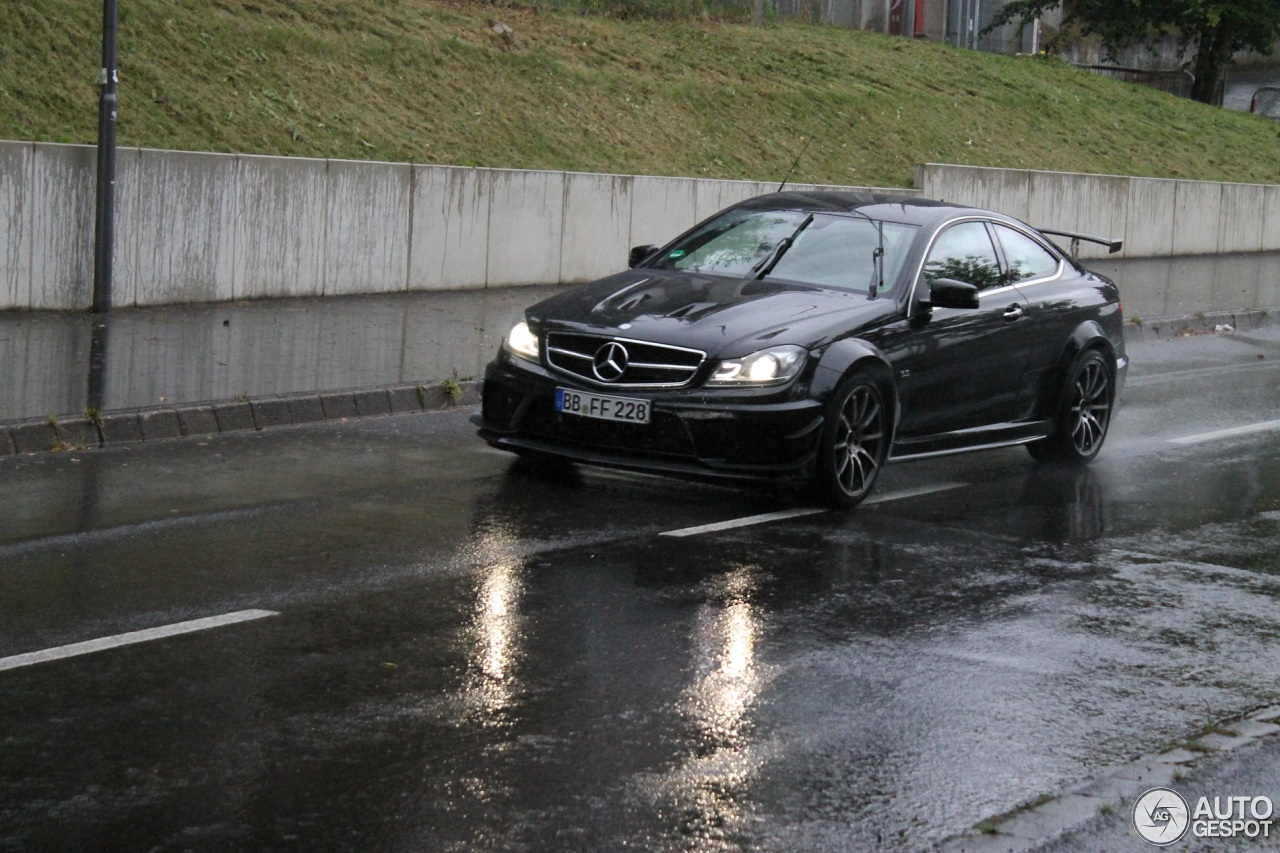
[651,210,918,295]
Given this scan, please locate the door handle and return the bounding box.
[1003,304,1024,321]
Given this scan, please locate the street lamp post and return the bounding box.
[92,0,118,314]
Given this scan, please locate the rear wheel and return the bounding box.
[1035,349,1114,464]
[812,372,889,508]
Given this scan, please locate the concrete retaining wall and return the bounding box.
[0,140,910,311]
[917,163,1280,260]
[7,143,1277,312]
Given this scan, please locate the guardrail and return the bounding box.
[1076,65,1196,100]
[1253,86,1280,118]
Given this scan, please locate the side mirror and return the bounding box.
[927,278,980,310]
[629,244,658,268]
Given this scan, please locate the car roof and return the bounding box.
[736,191,987,227]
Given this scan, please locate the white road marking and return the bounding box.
[660,508,826,537]
[659,481,967,537]
[861,481,968,506]
[0,609,279,673]
[1169,419,1280,446]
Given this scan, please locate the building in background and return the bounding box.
[769,0,1062,54]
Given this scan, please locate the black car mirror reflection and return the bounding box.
[927,278,981,310]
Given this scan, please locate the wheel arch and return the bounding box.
[1038,320,1118,416]
[1061,320,1118,367]
[810,338,900,440]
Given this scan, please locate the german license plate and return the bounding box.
[555,388,650,424]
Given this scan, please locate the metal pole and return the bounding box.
[92,0,118,314]
[87,319,110,413]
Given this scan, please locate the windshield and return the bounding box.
[651,209,918,295]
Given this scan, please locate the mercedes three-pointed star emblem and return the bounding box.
[591,341,629,382]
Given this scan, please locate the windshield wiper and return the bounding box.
[752,214,813,280]
[869,243,884,298]
[847,209,886,299]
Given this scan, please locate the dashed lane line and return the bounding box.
[1170,419,1280,446]
[861,481,969,507]
[659,481,967,538]
[0,609,279,673]
[659,508,827,538]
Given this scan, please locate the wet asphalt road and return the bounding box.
[1,329,1279,852]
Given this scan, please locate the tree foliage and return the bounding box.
[987,0,1280,103]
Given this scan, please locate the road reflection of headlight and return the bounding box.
[462,528,526,721]
[690,599,758,748]
[478,563,519,682]
[642,565,765,845]
[687,566,761,753]
[721,601,754,679]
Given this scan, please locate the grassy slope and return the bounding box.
[2,0,1278,188]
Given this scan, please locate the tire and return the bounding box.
[811,372,889,508]
[1038,349,1114,464]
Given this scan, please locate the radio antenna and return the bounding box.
[777,136,816,192]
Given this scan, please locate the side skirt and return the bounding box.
[889,420,1052,462]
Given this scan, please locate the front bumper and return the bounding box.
[1115,353,1130,403]
[475,352,825,483]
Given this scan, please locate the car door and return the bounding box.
[893,219,1033,438]
[990,223,1072,419]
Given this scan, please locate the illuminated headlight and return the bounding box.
[708,345,806,386]
[504,321,539,361]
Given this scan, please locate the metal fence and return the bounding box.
[947,0,1011,52]
[546,0,1039,52]
[1076,65,1197,100]
[770,0,864,27]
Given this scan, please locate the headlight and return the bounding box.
[707,345,806,386]
[504,321,539,361]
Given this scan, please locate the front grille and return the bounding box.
[544,332,705,389]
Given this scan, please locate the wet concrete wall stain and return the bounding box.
[0,141,901,311]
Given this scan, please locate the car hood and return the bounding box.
[526,270,897,356]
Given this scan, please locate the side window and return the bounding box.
[994,224,1061,283]
[923,221,1006,291]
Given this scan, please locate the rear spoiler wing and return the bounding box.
[1036,228,1124,258]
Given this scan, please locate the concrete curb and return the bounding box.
[0,380,480,458]
[1123,306,1274,342]
[935,705,1280,851]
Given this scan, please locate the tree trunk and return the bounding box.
[1190,23,1231,105]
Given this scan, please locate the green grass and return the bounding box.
[3,0,1280,187]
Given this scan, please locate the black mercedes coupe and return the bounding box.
[475,191,1128,507]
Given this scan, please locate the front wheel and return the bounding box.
[811,372,889,508]
[1036,349,1114,464]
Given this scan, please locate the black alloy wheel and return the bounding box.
[814,373,889,507]
[1033,349,1114,463]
